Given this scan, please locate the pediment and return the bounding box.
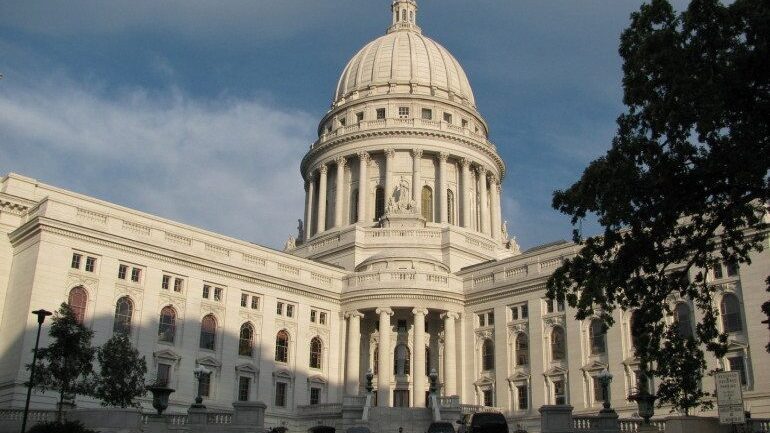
[507,371,531,382]
[474,376,494,387]
[196,356,221,368]
[581,360,608,372]
[153,349,181,362]
[273,369,293,379]
[725,339,748,351]
[235,363,259,374]
[308,374,327,384]
[543,365,568,377]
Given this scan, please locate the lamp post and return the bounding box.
[365,369,374,394]
[597,369,613,413]
[192,365,211,409]
[21,309,52,433]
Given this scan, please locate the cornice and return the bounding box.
[341,291,464,305]
[12,217,343,304]
[464,279,549,306]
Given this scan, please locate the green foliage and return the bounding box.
[94,334,148,408]
[27,421,97,433]
[547,0,769,414]
[27,303,96,418]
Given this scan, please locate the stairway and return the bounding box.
[366,407,435,433]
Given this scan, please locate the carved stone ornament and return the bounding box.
[384,177,418,216]
[238,310,263,326]
[475,329,494,341]
[158,294,186,316]
[276,318,298,335]
[543,315,566,328]
[335,156,347,168]
[507,322,528,337]
[310,325,330,338]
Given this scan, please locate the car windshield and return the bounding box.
[429,423,454,433]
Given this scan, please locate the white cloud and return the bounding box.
[0,75,315,249]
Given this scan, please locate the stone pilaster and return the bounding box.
[357,152,370,223]
[384,148,396,201]
[460,158,471,228]
[316,164,328,235]
[334,156,347,228]
[477,166,490,235]
[412,149,423,212]
[376,307,394,406]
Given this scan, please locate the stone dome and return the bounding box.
[333,0,476,108]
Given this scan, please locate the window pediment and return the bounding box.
[308,374,327,385]
[196,356,221,368]
[543,365,568,377]
[507,371,530,382]
[581,360,608,373]
[153,349,181,362]
[273,369,293,380]
[235,363,259,374]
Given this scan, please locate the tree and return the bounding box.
[28,303,96,421]
[93,334,148,408]
[546,0,769,414]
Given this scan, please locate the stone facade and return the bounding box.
[0,0,768,430]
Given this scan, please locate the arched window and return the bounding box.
[374,187,385,221]
[68,286,88,324]
[113,296,133,335]
[350,189,359,223]
[421,186,434,222]
[551,327,566,361]
[158,306,176,343]
[394,344,411,375]
[447,190,455,225]
[589,319,607,355]
[482,339,494,370]
[409,11,414,23]
[720,294,742,332]
[199,314,217,350]
[310,337,323,369]
[515,333,529,366]
[401,9,406,21]
[674,303,693,338]
[239,323,254,357]
[275,330,289,363]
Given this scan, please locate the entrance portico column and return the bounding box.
[316,164,328,235]
[413,308,429,407]
[345,311,364,395]
[334,156,347,228]
[441,311,459,396]
[376,307,394,406]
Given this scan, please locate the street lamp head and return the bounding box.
[31,309,52,325]
[598,368,613,382]
[193,365,210,378]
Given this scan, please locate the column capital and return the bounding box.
[488,173,498,184]
[411,148,423,159]
[440,311,460,321]
[335,156,347,168]
[438,152,449,162]
[319,164,329,175]
[474,164,487,177]
[357,151,371,162]
[345,310,365,319]
[384,148,396,159]
[307,172,316,182]
[460,157,471,168]
[412,307,429,316]
[375,307,394,316]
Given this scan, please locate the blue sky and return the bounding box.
[0,1,686,250]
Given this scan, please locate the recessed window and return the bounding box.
[483,389,494,407]
[203,285,211,299]
[319,312,327,325]
[198,371,211,397]
[478,314,485,327]
[239,323,255,357]
[511,303,528,320]
[477,311,494,327]
[720,294,743,332]
[554,380,566,405]
[443,112,452,123]
[173,278,183,292]
[118,264,128,280]
[310,310,317,323]
[71,253,82,269]
[275,382,287,407]
[113,296,133,336]
[162,275,171,290]
[421,108,432,120]
[398,107,410,118]
[158,306,176,343]
[593,376,604,403]
[728,356,747,385]
[157,364,171,386]
[286,304,294,318]
[199,314,217,350]
[214,287,223,302]
[517,385,528,410]
[589,319,607,355]
[310,387,321,405]
[310,337,323,369]
[376,108,386,119]
[130,267,141,283]
[238,377,251,402]
[356,111,364,122]
[339,117,346,127]
[241,294,249,308]
[250,296,259,310]
[461,118,469,128]
[276,302,284,315]
[515,333,529,366]
[275,330,289,363]
[85,256,97,272]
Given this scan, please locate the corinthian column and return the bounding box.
[384,148,395,201]
[490,174,501,241]
[376,307,394,406]
[316,164,328,235]
[477,166,490,235]
[412,149,423,212]
[304,175,314,241]
[334,156,347,228]
[441,312,459,396]
[438,153,448,223]
[357,152,369,223]
[345,311,364,396]
[461,159,471,228]
[413,308,429,407]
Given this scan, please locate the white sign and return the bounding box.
[716,371,745,424]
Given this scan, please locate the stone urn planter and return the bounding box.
[146,385,175,415]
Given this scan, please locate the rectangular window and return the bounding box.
[118,264,128,280]
[214,287,223,302]
[310,387,321,405]
[557,300,565,312]
[203,285,211,299]
[728,356,747,385]
[275,382,287,407]
[421,108,432,120]
[238,377,250,402]
[251,296,259,310]
[443,112,452,123]
[157,364,171,386]
[398,107,410,118]
[85,256,96,272]
[517,385,528,410]
[173,278,183,292]
[461,118,469,128]
[162,275,171,290]
[487,312,495,325]
[376,108,386,119]
[241,294,249,308]
[286,304,294,318]
[356,112,364,122]
[130,268,141,283]
[554,381,566,405]
[277,302,284,315]
[310,310,317,323]
[593,377,604,403]
[714,264,724,279]
[319,312,327,325]
[483,389,494,407]
[339,117,346,127]
[71,253,82,269]
[478,314,485,327]
[198,373,211,398]
[546,300,554,314]
[511,307,518,321]
[726,261,739,277]
[521,304,528,319]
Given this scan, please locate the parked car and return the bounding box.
[426,421,455,433]
[456,412,508,433]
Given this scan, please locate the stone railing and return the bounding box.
[346,270,456,291]
[439,396,461,408]
[206,412,232,424]
[297,403,343,416]
[459,404,503,414]
[0,408,56,422]
[751,419,770,432]
[364,227,442,240]
[618,419,666,431]
[141,413,188,425]
[573,415,595,431]
[343,395,367,407]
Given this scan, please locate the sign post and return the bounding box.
[715,371,745,425]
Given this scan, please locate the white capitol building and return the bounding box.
[0,1,768,431]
